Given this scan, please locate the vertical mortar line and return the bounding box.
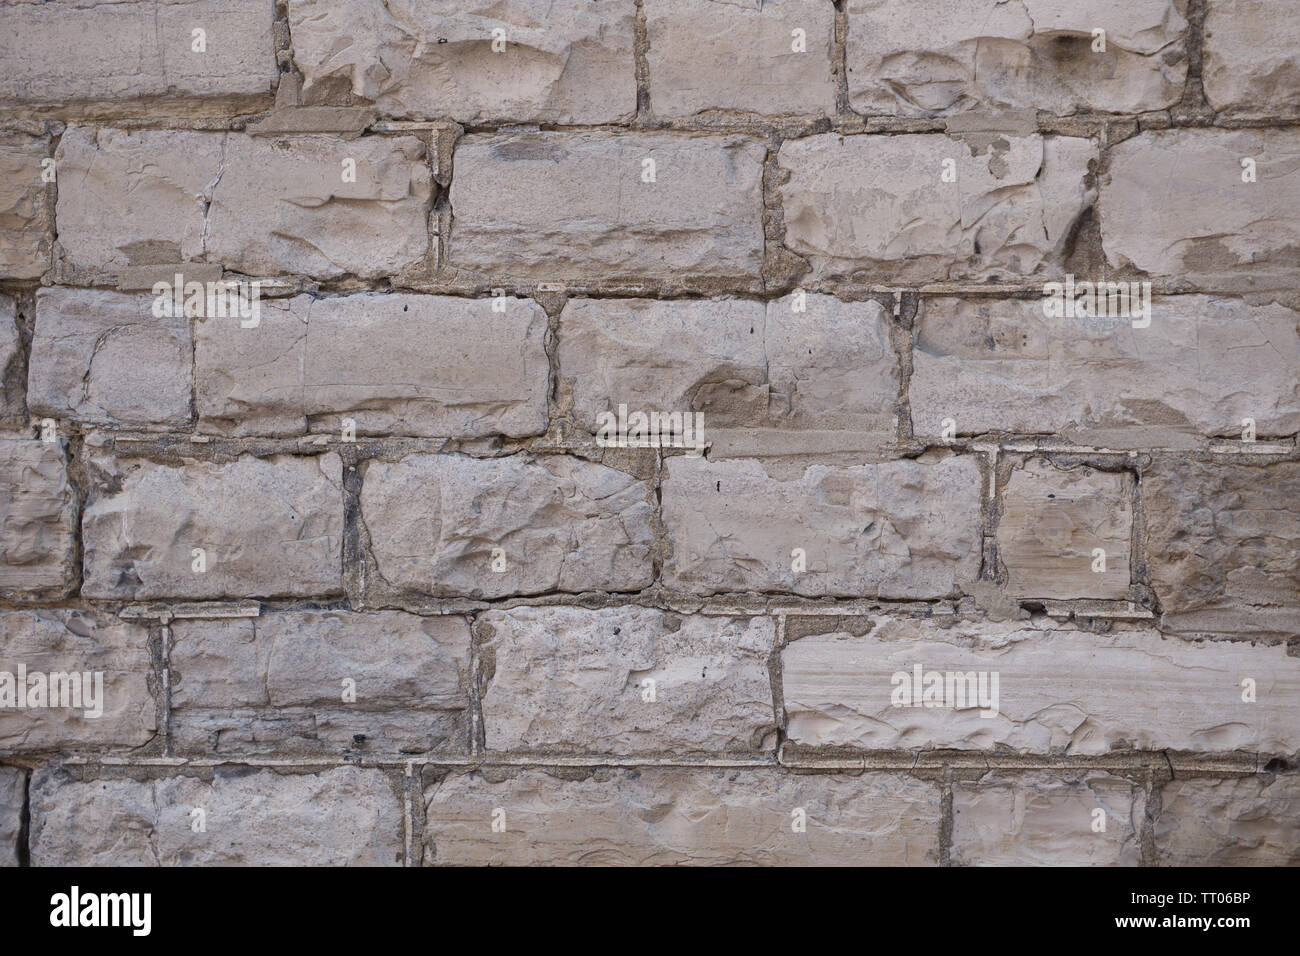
[160,620,173,757]
[403,759,416,867]
[770,613,788,758]
[1127,451,1150,610]
[17,767,31,867]
[468,612,484,756]
[633,0,651,124]
[832,0,850,120]
[939,764,954,867]
[1178,0,1211,120]
[890,290,917,444]
[1140,766,1160,866]
[980,446,1001,584]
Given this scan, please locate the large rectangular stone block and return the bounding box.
[29,288,193,429]
[846,0,1188,116]
[478,606,777,754]
[1203,0,1300,117]
[0,441,77,600]
[0,0,278,105]
[82,452,344,600]
[1143,460,1300,637]
[778,133,1096,282]
[450,132,766,282]
[782,617,1300,754]
[645,0,837,118]
[359,453,654,599]
[196,293,549,438]
[1154,775,1300,866]
[661,455,983,598]
[55,128,433,279]
[288,0,637,124]
[910,295,1300,446]
[170,611,471,755]
[424,769,941,865]
[0,132,52,279]
[29,766,404,866]
[0,610,156,752]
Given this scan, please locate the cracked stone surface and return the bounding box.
[424,769,941,865]
[197,293,549,438]
[170,611,471,756]
[0,610,156,752]
[781,616,1300,754]
[30,766,404,866]
[82,451,344,600]
[778,133,1097,282]
[55,128,433,279]
[846,0,1188,117]
[910,295,1300,446]
[0,768,21,867]
[450,132,767,282]
[998,458,1133,600]
[1203,0,1300,117]
[645,0,837,118]
[952,772,1145,866]
[1143,460,1300,638]
[1154,775,1300,865]
[661,455,983,598]
[0,441,77,600]
[0,0,278,104]
[29,288,192,429]
[0,132,52,279]
[359,454,655,599]
[288,0,637,124]
[478,606,777,755]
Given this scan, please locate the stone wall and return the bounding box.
[1,0,1297,866]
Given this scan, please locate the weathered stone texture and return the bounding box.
[846,0,1188,117]
[0,295,23,420]
[1143,460,1300,637]
[450,132,766,282]
[661,455,983,597]
[360,454,655,599]
[952,773,1145,866]
[288,0,637,124]
[82,452,344,600]
[29,288,193,429]
[170,611,471,755]
[0,441,77,599]
[1100,129,1300,286]
[0,132,52,279]
[478,607,776,754]
[645,0,837,118]
[1203,0,1300,116]
[29,766,404,866]
[0,0,278,104]
[55,128,433,279]
[1154,775,1300,866]
[998,458,1133,600]
[0,768,22,867]
[778,133,1097,282]
[196,293,548,438]
[424,769,941,865]
[910,295,1300,445]
[782,617,1300,754]
[0,610,156,752]
[558,295,899,451]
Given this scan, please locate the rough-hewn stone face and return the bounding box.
[661,455,983,597]
[55,128,433,279]
[450,132,766,282]
[288,0,637,124]
[782,617,1300,754]
[1143,460,1300,638]
[910,295,1300,445]
[478,607,776,755]
[360,454,655,599]
[0,0,278,105]
[196,293,548,438]
[170,611,471,755]
[29,766,404,866]
[778,133,1097,282]
[0,441,77,600]
[998,458,1133,600]
[1154,775,1300,865]
[82,452,344,600]
[0,610,156,752]
[1203,0,1300,117]
[846,0,1188,117]
[645,0,837,118]
[0,767,22,867]
[1100,129,1300,286]
[424,769,941,865]
[0,295,19,420]
[952,773,1145,866]
[29,288,192,429]
[0,132,51,279]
